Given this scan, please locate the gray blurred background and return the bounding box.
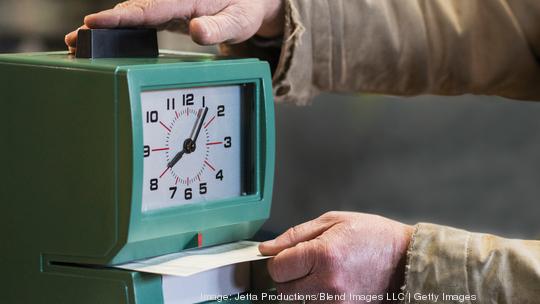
[2,0,539,239]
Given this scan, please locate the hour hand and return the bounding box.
[167,149,185,169]
[167,136,196,168]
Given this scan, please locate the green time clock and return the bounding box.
[0,43,275,303]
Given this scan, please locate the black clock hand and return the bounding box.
[188,108,203,140]
[168,109,199,168]
[167,148,185,168]
[192,107,208,144]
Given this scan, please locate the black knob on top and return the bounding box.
[75,28,159,59]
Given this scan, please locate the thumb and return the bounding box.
[259,216,338,256]
[65,25,89,50]
[189,7,263,45]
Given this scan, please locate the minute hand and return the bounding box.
[192,107,209,143]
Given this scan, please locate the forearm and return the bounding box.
[224,0,540,104]
[406,223,540,303]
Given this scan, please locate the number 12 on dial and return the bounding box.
[140,85,250,212]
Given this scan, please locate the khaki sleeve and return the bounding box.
[405,223,540,303]
[222,0,540,105]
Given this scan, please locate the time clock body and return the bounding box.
[0,51,275,304]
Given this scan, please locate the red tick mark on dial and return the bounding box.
[204,115,216,129]
[152,147,169,152]
[204,160,216,171]
[159,121,172,133]
[159,167,170,178]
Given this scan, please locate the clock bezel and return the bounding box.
[121,60,274,251]
[109,59,275,263]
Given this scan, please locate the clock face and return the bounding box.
[140,85,250,212]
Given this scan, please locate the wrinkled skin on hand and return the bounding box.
[65,0,284,52]
[259,212,414,304]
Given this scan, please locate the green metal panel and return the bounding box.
[0,56,129,303]
[0,51,275,304]
[0,51,257,72]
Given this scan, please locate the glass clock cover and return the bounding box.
[141,85,249,212]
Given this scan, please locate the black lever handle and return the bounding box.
[76,28,158,59]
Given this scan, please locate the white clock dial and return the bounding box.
[141,85,245,212]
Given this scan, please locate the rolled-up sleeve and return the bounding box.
[405,223,540,303]
[222,0,540,105]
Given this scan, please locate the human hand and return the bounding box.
[65,0,284,52]
[259,212,414,303]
